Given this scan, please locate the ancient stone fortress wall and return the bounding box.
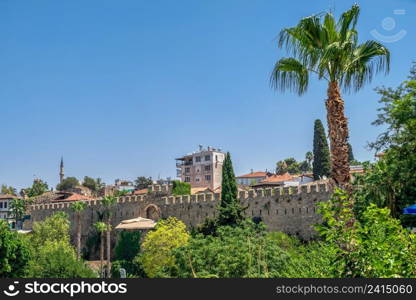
[26,182,331,241]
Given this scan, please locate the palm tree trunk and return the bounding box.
[100,232,104,278]
[106,218,111,278]
[76,213,81,260]
[325,81,351,188]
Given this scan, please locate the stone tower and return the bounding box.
[59,157,64,183]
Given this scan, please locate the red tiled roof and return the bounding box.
[49,192,95,202]
[133,189,148,195]
[0,194,19,199]
[236,171,268,178]
[260,173,293,183]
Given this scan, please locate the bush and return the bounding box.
[0,220,32,277]
[28,240,96,278]
[317,189,416,277]
[167,220,294,278]
[115,231,141,261]
[137,217,189,277]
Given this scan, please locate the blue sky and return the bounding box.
[1,0,415,190]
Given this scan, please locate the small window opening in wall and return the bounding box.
[284,209,287,215]
[259,209,262,215]
[276,209,278,215]
[299,207,301,213]
[292,208,295,214]
[306,207,309,213]
[267,209,270,216]
[313,207,316,213]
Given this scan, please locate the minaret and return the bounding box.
[59,157,64,183]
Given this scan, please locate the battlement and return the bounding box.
[26,182,332,241]
[29,182,330,211]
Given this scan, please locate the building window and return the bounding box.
[185,167,190,173]
[196,177,200,182]
[204,165,211,171]
[0,202,2,209]
[205,155,211,161]
[3,202,6,209]
[195,156,201,162]
[185,177,191,182]
[205,175,211,181]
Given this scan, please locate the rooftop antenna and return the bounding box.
[198,144,203,151]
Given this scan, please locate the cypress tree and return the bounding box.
[348,143,355,163]
[217,152,245,226]
[313,119,331,180]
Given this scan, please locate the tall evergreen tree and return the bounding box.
[313,120,331,180]
[348,143,355,163]
[218,152,245,226]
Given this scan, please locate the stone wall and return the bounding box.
[24,183,332,257]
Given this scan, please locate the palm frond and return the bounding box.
[343,40,390,91]
[338,4,360,41]
[270,58,309,95]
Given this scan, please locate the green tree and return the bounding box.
[276,160,288,175]
[94,222,107,278]
[115,231,141,261]
[217,152,245,227]
[28,240,96,278]
[348,143,355,163]
[31,212,70,250]
[167,220,333,278]
[354,66,416,226]
[101,195,117,277]
[24,179,49,198]
[317,189,416,277]
[134,176,153,190]
[0,220,32,277]
[56,177,79,191]
[1,184,17,195]
[113,231,143,277]
[28,212,95,278]
[138,217,189,278]
[9,198,27,228]
[271,4,390,187]
[70,201,88,259]
[82,176,105,195]
[172,180,191,196]
[312,119,331,180]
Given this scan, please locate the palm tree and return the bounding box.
[271,4,390,187]
[70,201,88,259]
[101,195,117,278]
[94,221,107,278]
[305,151,314,170]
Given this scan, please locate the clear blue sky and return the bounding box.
[1,0,415,190]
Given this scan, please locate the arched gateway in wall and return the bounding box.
[144,204,161,221]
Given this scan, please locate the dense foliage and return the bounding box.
[115,231,141,261]
[82,176,105,195]
[138,217,189,278]
[23,179,49,198]
[353,65,416,226]
[218,152,245,227]
[0,220,32,277]
[167,221,334,278]
[56,177,79,191]
[134,176,153,190]
[317,189,416,278]
[29,212,96,278]
[171,180,191,196]
[1,184,17,195]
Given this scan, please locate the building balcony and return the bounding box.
[176,161,193,167]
